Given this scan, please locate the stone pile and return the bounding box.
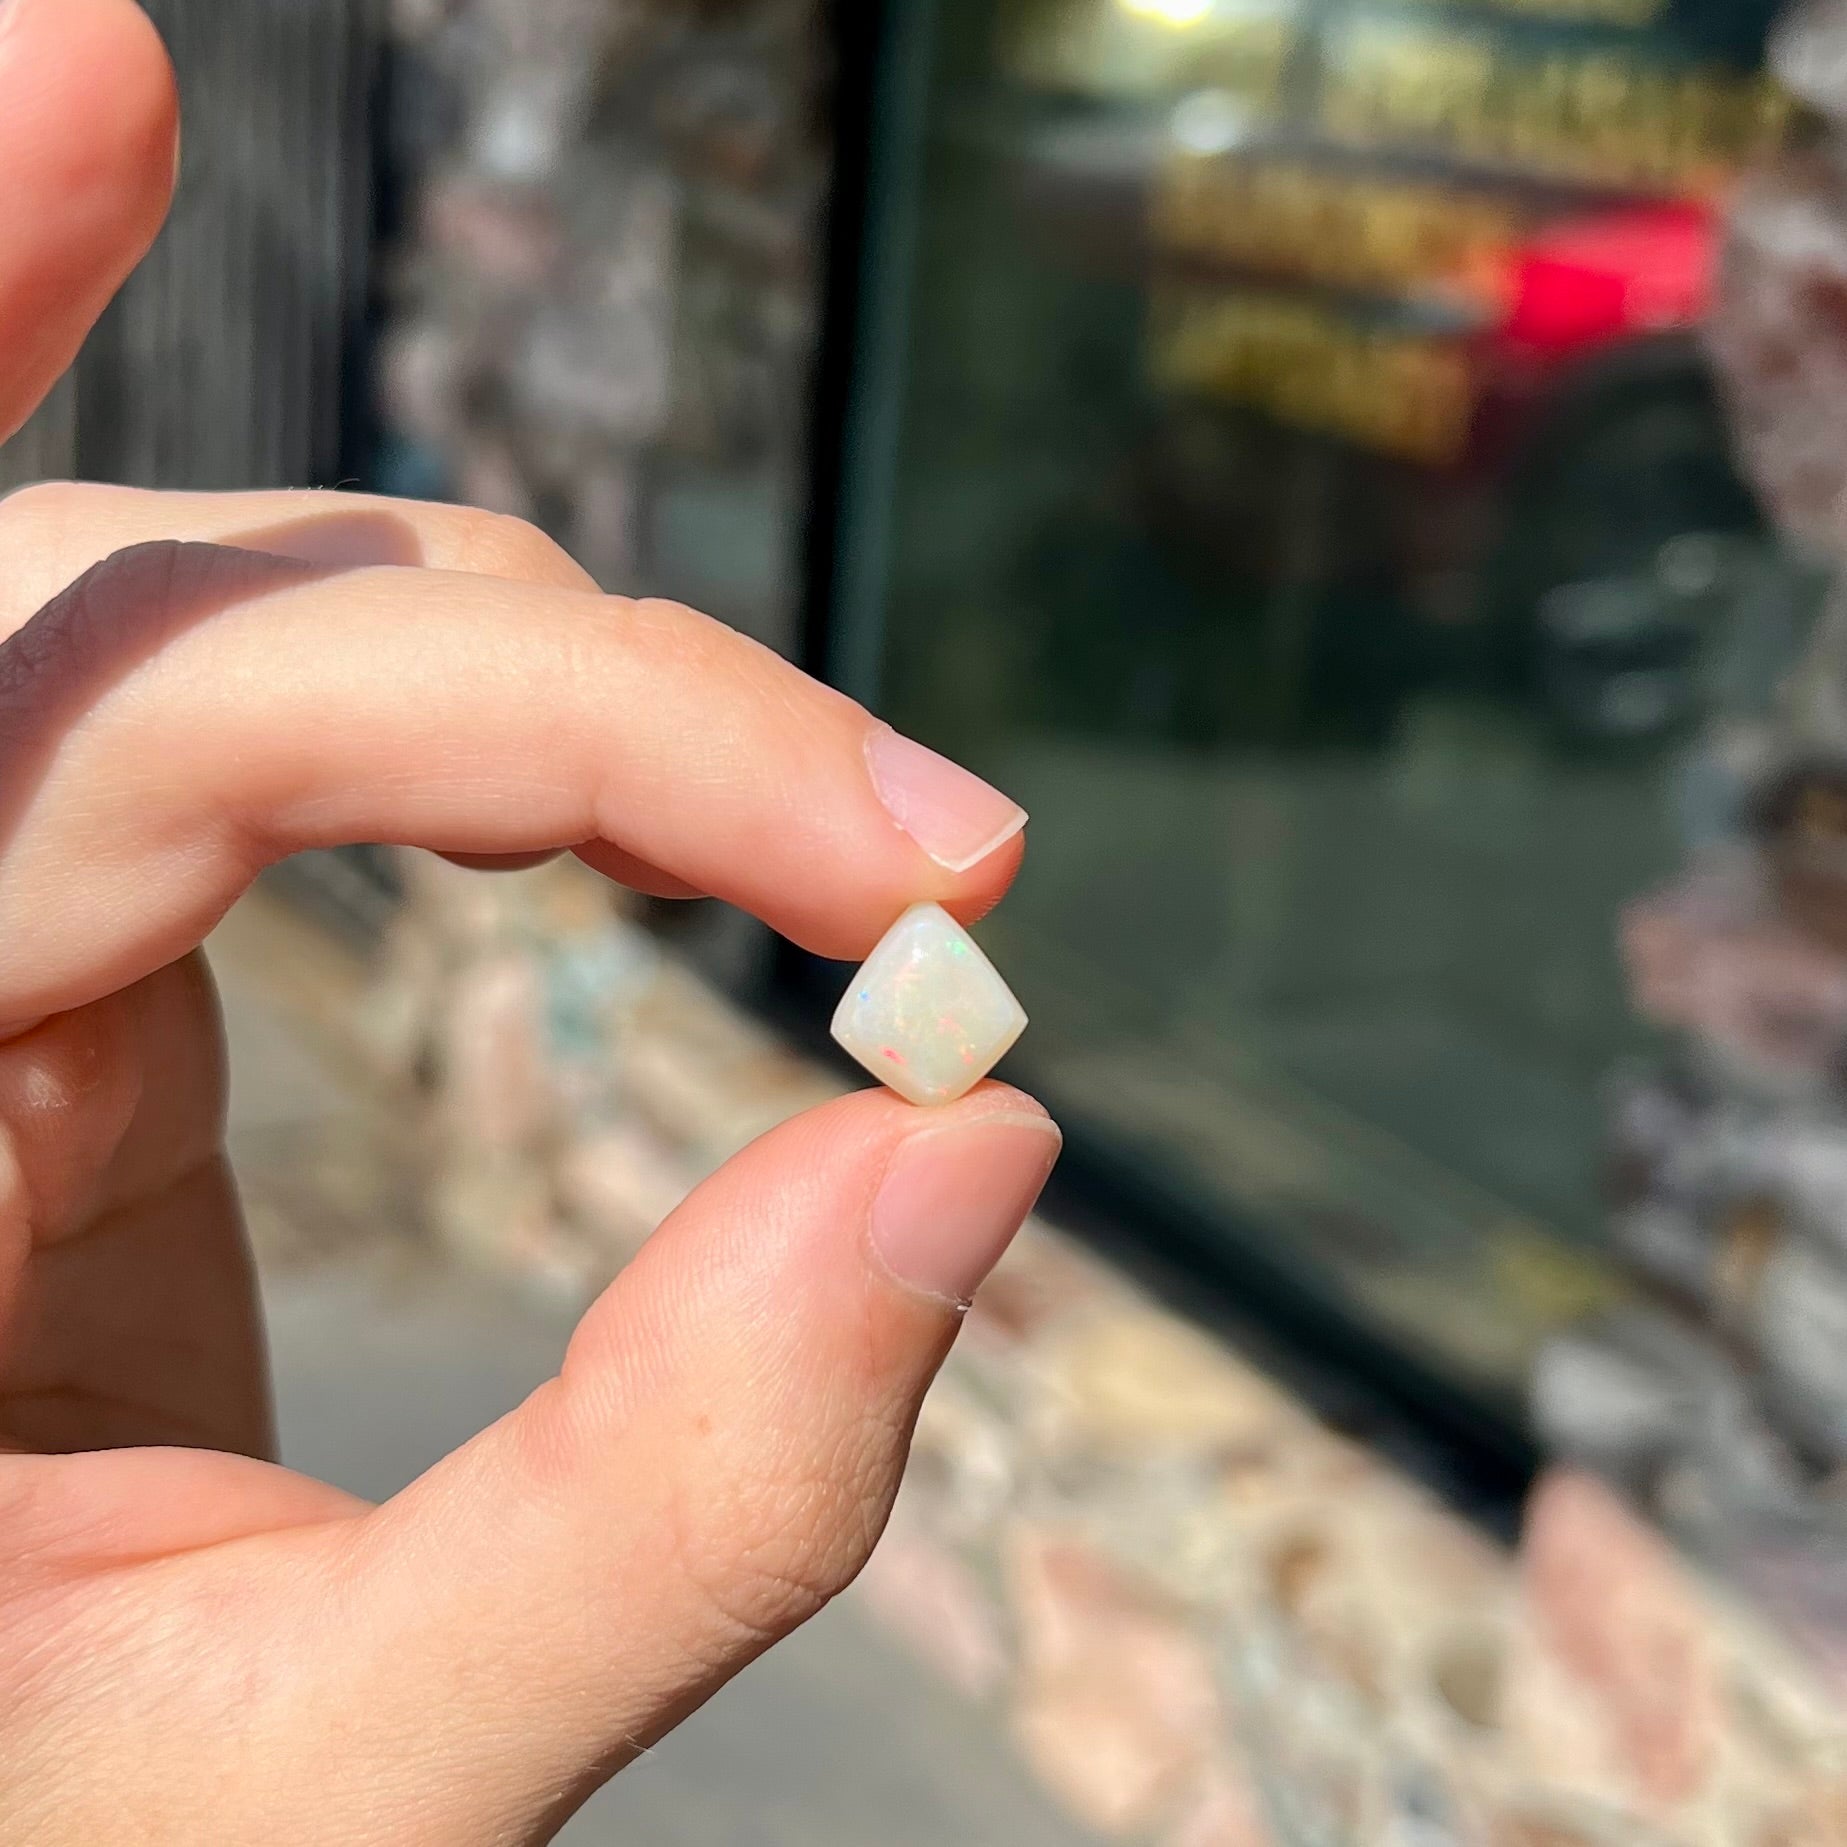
[1535,0,1847,1687]
[375,0,828,637]
[351,2,1847,1836]
[357,847,1846,1845]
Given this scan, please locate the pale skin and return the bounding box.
[0,2,1061,1839]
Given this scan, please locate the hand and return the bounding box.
[0,4,1058,1840]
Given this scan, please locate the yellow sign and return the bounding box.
[1153,152,1529,296]
[1405,0,1666,25]
[1150,288,1479,464]
[1321,18,1793,194]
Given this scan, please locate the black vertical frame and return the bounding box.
[801,0,927,704]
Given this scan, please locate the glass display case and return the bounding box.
[809,0,1836,1465]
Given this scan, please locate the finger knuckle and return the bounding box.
[625,596,803,718]
[455,509,585,586]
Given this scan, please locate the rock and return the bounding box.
[1507,1473,1722,1817]
[962,1231,1103,1353]
[1531,1309,1740,1489]
[509,182,676,444]
[1487,1815,1627,1847]
[1162,1763,1277,1847]
[1760,1116,1847,1258]
[1237,1678,1387,1846]
[1007,1529,1223,1837]
[376,0,828,626]
[423,178,563,287]
[852,1527,1007,1701]
[617,1022,840,1171]
[438,950,551,1156]
[1756,1238,1847,1463]
[1428,1621,1506,1735]
[1015,1671,1212,1839]
[1728,1538,1847,1699]
[1710,149,1847,550]
[453,437,539,521]
[1754,1776,1847,1846]
[1033,1311,1300,1460]
[1620,864,1847,1088]
[377,322,468,442]
[905,1385,1018,1540]
[568,459,645,587]
[1255,1521,1388,1706]
[555,1122,694,1257]
[427,1155,556,1275]
[1773,0,1847,117]
[1377,1762,1492,1846]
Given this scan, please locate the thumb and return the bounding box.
[0,0,179,444]
[314,1085,1059,1841]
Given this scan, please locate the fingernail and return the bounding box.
[871,1111,1062,1305]
[866,726,1028,874]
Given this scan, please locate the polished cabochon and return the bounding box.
[832,904,1028,1107]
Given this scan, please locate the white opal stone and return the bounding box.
[832,904,1028,1108]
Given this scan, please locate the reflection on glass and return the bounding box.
[840,0,1818,1418]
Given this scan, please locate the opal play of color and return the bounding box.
[832,904,1028,1107]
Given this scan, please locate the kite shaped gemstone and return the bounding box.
[832,904,1028,1107]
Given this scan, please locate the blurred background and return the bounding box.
[7,0,1847,1839]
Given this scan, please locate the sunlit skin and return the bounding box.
[0,2,1056,1839]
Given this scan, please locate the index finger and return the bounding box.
[0,542,1027,1025]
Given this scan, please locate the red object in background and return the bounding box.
[1501,202,1719,358]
